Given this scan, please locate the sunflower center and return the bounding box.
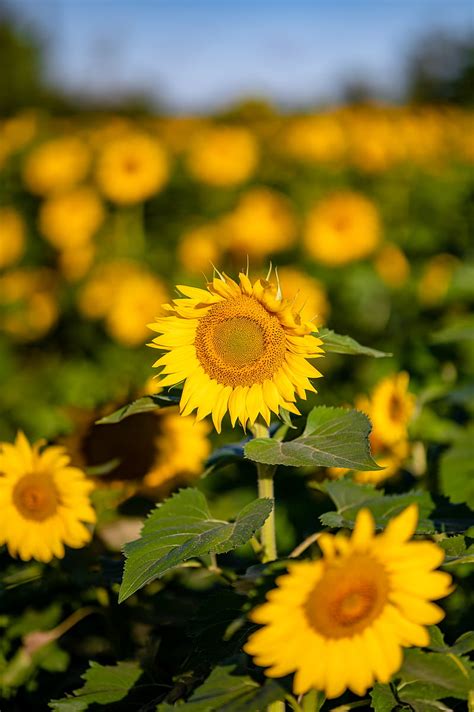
[13,473,58,521]
[212,317,265,367]
[389,394,403,422]
[305,554,389,638]
[194,295,287,387]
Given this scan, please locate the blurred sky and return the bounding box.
[10,0,474,112]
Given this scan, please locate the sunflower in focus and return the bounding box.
[38,186,105,250]
[304,191,381,266]
[0,206,25,269]
[22,136,91,195]
[149,271,323,432]
[245,505,452,698]
[186,125,258,187]
[0,432,96,562]
[95,132,168,204]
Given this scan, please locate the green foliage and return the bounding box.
[431,316,474,343]
[49,661,142,711]
[318,328,392,357]
[96,393,179,424]
[439,427,474,509]
[119,488,272,602]
[318,479,435,532]
[156,663,285,711]
[245,406,382,471]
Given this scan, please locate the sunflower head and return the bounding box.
[244,505,452,699]
[149,271,324,432]
[370,372,415,446]
[0,432,96,562]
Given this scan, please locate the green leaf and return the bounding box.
[119,489,272,602]
[370,683,399,712]
[438,536,474,567]
[49,661,142,711]
[399,648,473,700]
[95,393,179,425]
[156,664,285,711]
[431,316,474,343]
[245,407,382,471]
[318,479,435,532]
[439,429,474,510]
[318,328,391,357]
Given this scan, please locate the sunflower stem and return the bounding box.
[252,422,277,563]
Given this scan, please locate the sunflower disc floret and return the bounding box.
[149,272,324,431]
[244,505,452,699]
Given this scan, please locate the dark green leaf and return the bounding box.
[439,429,474,510]
[119,489,272,602]
[370,683,399,712]
[318,328,391,357]
[319,479,435,532]
[399,648,473,700]
[431,317,474,343]
[156,664,285,711]
[95,393,179,425]
[49,661,142,711]
[245,407,382,471]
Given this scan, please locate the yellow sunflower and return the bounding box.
[0,432,96,562]
[38,186,105,250]
[149,272,324,432]
[186,125,258,187]
[370,372,415,446]
[244,505,452,699]
[22,135,91,196]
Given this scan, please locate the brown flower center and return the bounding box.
[305,554,389,638]
[389,393,404,422]
[194,295,286,387]
[13,473,58,521]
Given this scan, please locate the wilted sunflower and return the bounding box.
[245,505,452,699]
[0,432,96,562]
[149,272,324,432]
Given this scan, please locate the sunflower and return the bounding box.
[22,135,91,196]
[186,125,258,187]
[374,243,410,289]
[244,505,452,699]
[95,132,168,204]
[276,267,330,326]
[71,408,210,493]
[304,191,380,266]
[370,372,415,446]
[38,186,104,250]
[0,432,96,562]
[149,272,324,432]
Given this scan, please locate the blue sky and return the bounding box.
[12,0,474,112]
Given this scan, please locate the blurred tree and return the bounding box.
[407,31,474,105]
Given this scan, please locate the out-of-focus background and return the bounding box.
[0,0,473,446]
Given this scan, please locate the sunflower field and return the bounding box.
[0,103,473,712]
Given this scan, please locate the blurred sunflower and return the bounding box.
[304,191,381,266]
[149,271,323,432]
[186,125,258,187]
[370,372,415,446]
[0,268,58,342]
[374,243,410,288]
[0,432,95,562]
[95,132,168,204]
[178,224,222,274]
[245,505,452,698]
[0,207,25,269]
[38,186,105,251]
[283,114,346,164]
[418,254,459,307]
[22,135,91,196]
[70,408,210,494]
[222,188,297,260]
[276,267,330,326]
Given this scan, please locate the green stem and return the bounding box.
[252,422,277,563]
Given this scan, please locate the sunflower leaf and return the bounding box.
[156,663,285,711]
[318,328,391,357]
[95,393,180,425]
[119,489,272,603]
[49,660,142,711]
[245,407,382,471]
[398,648,474,700]
[439,428,474,509]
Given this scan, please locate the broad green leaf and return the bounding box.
[370,683,398,712]
[156,664,285,711]
[318,328,391,357]
[399,648,473,700]
[431,316,474,344]
[245,407,382,471]
[438,535,474,567]
[428,626,474,656]
[410,408,463,444]
[439,429,474,510]
[49,661,142,711]
[119,489,272,602]
[96,393,179,425]
[318,480,435,532]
